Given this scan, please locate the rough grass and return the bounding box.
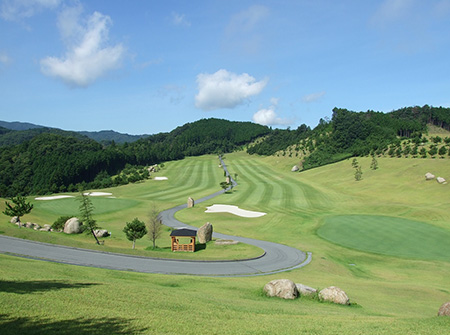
[1,152,450,334]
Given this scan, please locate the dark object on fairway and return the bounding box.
[170,229,196,252]
[438,302,450,316]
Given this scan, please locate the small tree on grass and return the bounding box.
[148,204,162,249]
[77,193,100,245]
[355,166,363,181]
[123,218,147,249]
[3,196,33,228]
[370,155,378,170]
[220,181,230,192]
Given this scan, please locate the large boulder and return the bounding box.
[437,177,447,184]
[187,197,195,208]
[425,172,435,180]
[94,229,110,237]
[291,165,299,172]
[295,283,317,296]
[319,286,350,305]
[264,279,298,300]
[198,222,213,244]
[438,302,450,316]
[64,217,82,234]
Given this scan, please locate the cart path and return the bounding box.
[0,157,311,276]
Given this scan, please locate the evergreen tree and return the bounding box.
[3,195,33,228]
[77,193,100,245]
[123,218,147,249]
[370,155,378,170]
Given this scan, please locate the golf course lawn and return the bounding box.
[1,152,450,334]
[318,215,450,262]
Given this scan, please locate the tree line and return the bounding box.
[0,118,269,197]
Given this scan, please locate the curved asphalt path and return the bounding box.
[0,157,311,277]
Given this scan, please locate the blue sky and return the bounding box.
[1,0,449,135]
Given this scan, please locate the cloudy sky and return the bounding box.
[1,0,449,135]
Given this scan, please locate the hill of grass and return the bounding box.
[1,152,450,334]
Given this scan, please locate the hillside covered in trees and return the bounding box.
[0,118,269,197]
[1,105,449,197]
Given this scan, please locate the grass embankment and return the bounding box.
[1,152,450,334]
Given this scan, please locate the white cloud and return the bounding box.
[1,0,61,21]
[195,69,267,111]
[252,98,291,126]
[224,5,270,54]
[171,12,190,27]
[371,0,415,26]
[0,51,11,65]
[302,91,326,103]
[40,8,125,87]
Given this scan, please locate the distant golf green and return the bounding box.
[318,215,450,262]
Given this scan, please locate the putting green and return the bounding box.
[318,215,450,262]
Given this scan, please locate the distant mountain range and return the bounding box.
[0,120,149,144]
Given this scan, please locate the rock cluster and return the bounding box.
[438,302,450,316]
[148,164,159,173]
[264,280,351,305]
[198,222,213,244]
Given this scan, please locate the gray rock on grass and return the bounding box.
[198,222,213,244]
[425,172,435,180]
[187,197,195,208]
[264,279,298,300]
[295,283,317,296]
[94,229,110,238]
[438,302,450,316]
[318,286,350,305]
[291,165,299,172]
[64,217,82,234]
[437,177,447,184]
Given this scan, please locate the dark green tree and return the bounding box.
[3,195,33,228]
[77,193,100,245]
[123,218,147,249]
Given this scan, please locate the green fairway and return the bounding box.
[34,197,140,216]
[2,153,450,334]
[318,215,450,261]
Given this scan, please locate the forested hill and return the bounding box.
[247,105,450,170]
[0,120,147,144]
[0,118,269,197]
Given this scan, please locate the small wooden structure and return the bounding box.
[170,228,196,252]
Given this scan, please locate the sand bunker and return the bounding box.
[83,192,113,196]
[205,204,266,218]
[35,195,74,200]
[154,177,168,180]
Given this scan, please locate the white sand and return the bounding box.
[35,195,74,200]
[154,177,168,180]
[205,204,266,218]
[83,192,113,196]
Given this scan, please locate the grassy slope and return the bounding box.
[1,152,450,334]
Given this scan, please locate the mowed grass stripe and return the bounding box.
[231,160,275,208]
[318,215,450,261]
[157,159,208,201]
[225,159,260,206]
